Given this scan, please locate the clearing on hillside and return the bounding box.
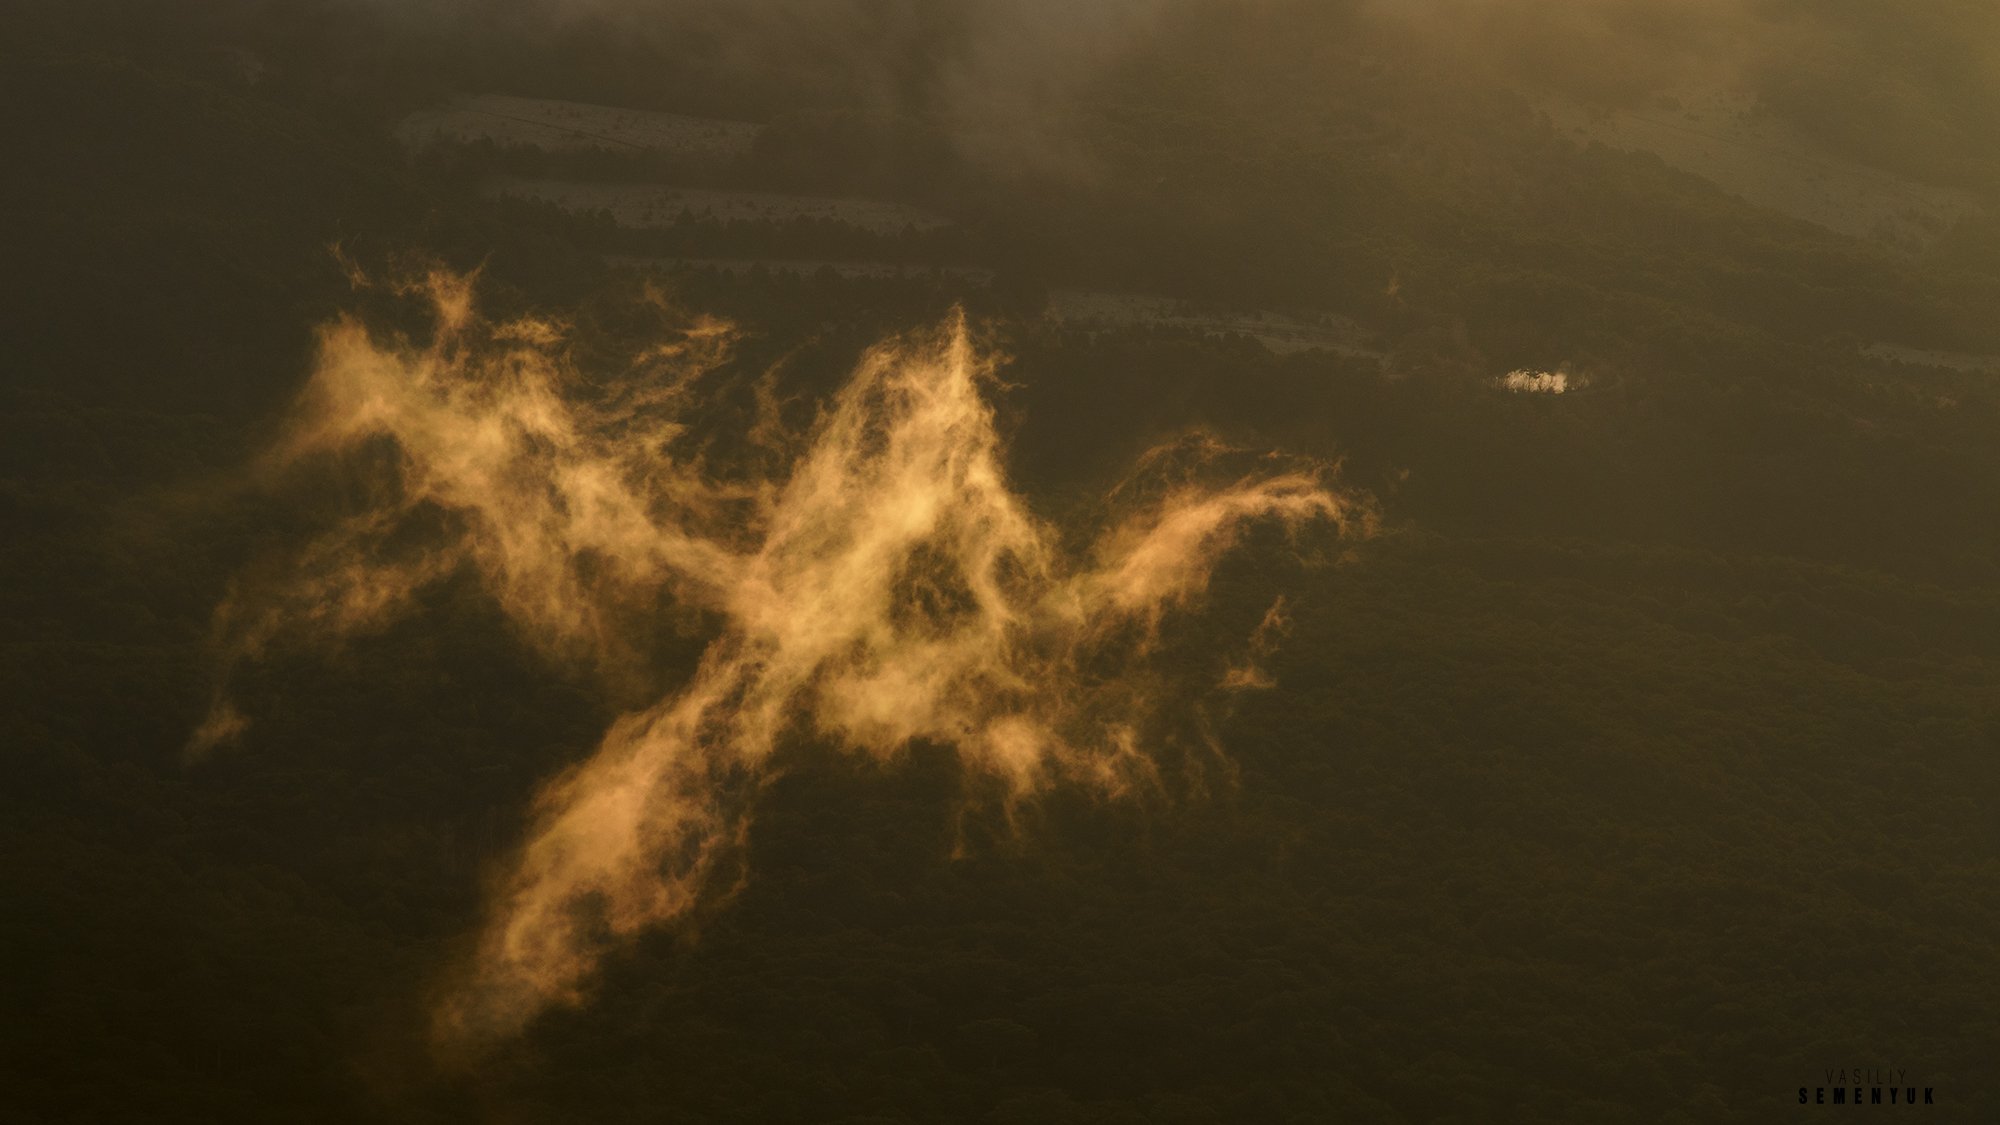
[396,94,762,165]
[486,178,953,236]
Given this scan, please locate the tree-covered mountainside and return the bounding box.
[4,3,1996,1122]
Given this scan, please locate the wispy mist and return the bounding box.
[196,268,1369,1048]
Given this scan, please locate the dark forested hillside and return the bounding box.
[4,2,1996,1122]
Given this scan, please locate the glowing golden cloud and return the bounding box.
[197,269,1371,1048]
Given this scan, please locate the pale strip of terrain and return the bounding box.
[1863,343,2000,374]
[397,95,762,163]
[487,178,953,236]
[612,268,1379,359]
[1046,289,1381,359]
[1542,86,1980,248]
[608,256,997,284]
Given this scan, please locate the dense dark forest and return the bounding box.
[3,1,1996,1122]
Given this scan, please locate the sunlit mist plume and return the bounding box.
[1221,597,1290,691]
[195,265,1372,1049]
